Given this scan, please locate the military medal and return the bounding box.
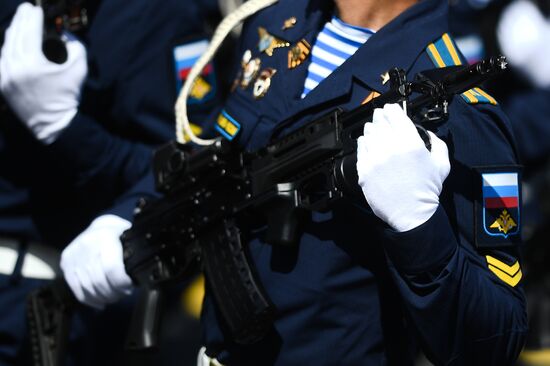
[258,27,290,56]
[240,50,261,88]
[253,68,277,99]
[282,17,297,30]
[288,39,311,69]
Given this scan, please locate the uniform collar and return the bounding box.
[260,0,333,44]
[350,0,448,93]
[263,0,449,133]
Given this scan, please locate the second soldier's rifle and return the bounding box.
[122,56,508,348]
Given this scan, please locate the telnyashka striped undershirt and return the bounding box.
[302,16,375,98]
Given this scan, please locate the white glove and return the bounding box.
[356,103,450,232]
[497,0,550,88]
[0,3,87,144]
[60,215,133,309]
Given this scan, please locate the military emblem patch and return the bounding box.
[482,172,520,238]
[215,110,241,141]
[173,39,217,103]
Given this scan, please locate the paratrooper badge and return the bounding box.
[258,27,290,56]
[288,39,311,69]
[482,172,520,238]
[173,39,217,103]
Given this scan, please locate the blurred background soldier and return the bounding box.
[0,0,225,364]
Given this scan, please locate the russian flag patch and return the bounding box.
[482,172,520,239]
[173,39,216,103]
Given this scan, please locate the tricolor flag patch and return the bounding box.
[173,39,217,103]
[482,172,520,238]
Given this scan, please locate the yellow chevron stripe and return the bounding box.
[474,87,497,105]
[486,255,520,276]
[488,264,522,287]
[427,44,446,68]
[442,33,462,66]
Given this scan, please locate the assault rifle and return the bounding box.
[122,56,508,348]
[37,0,88,64]
[0,0,88,64]
[26,279,76,366]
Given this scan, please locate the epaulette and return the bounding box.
[426,33,497,105]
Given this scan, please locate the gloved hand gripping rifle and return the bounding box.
[122,56,508,349]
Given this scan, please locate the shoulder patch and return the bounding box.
[461,87,497,105]
[426,33,498,105]
[474,167,522,249]
[426,33,463,68]
[173,38,217,104]
[215,110,241,141]
[486,255,522,287]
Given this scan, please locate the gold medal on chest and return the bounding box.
[288,39,311,69]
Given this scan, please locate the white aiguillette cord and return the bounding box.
[175,0,279,145]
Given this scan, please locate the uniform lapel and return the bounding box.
[275,0,449,132]
[350,0,448,92]
[248,0,331,122]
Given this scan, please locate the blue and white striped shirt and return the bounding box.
[302,16,375,98]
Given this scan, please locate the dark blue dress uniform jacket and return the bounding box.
[200,0,528,365]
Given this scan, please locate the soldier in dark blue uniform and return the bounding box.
[187,0,528,364]
[0,0,221,364]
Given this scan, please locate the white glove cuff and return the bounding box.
[32,107,78,144]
